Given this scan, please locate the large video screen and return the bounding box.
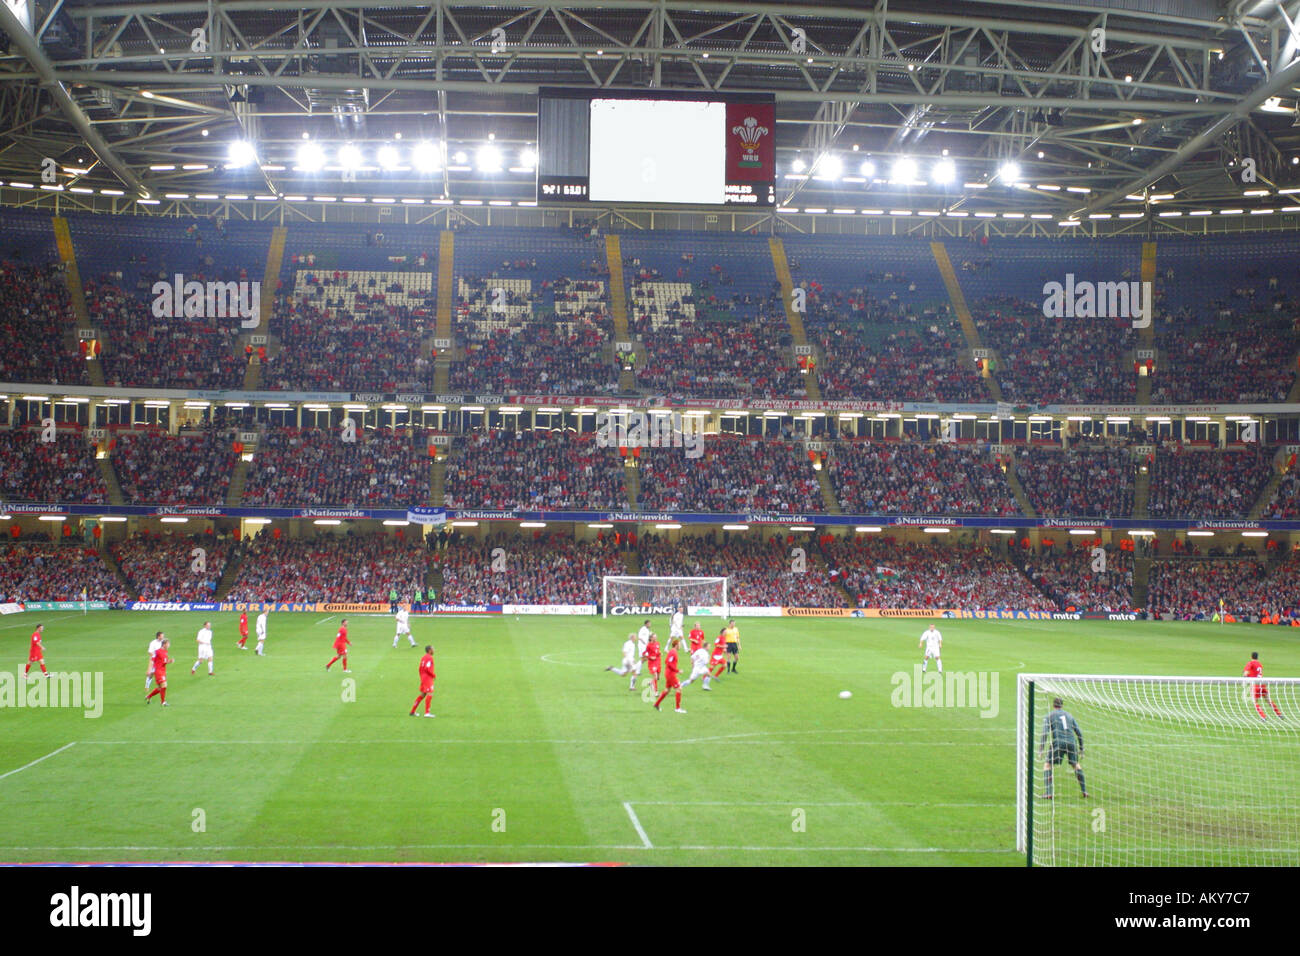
[537,89,776,207]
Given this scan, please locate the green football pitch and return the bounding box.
[1,611,1296,866]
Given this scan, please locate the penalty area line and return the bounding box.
[622,802,653,849]
[0,742,77,782]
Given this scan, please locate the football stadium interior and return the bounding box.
[2,0,1300,869]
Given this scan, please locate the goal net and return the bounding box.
[1016,674,1300,866]
[601,576,728,619]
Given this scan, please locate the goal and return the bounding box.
[601,576,728,619]
[1016,673,1300,867]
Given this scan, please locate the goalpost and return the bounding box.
[601,576,729,619]
[1016,674,1300,867]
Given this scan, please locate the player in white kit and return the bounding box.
[633,620,654,690]
[920,623,943,673]
[606,633,641,690]
[192,620,215,676]
[146,631,164,689]
[669,605,685,644]
[680,643,713,691]
[393,606,415,647]
[605,620,653,691]
[254,610,269,655]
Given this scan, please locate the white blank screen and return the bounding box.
[588,99,725,205]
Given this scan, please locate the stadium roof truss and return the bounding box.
[1,0,1299,232]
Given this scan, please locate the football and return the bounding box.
[839,691,853,700]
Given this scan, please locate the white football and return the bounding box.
[838,691,852,700]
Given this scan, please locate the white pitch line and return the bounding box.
[629,801,1005,808]
[0,843,1015,854]
[667,846,1013,854]
[72,739,1012,747]
[0,844,644,852]
[315,616,338,626]
[540,653,595,667]
[622,802,653,849]
[0,742,77,782]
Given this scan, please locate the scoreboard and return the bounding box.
[537,88,776,208]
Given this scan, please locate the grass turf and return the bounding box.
[1,611,1296,866]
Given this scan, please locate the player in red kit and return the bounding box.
[709,629,728,680]
[410,645,436,717]
[25,624,48,677]
[688,622,706,654]
[1245,651,1283,720]
[145,639,172,706]
[643,634,662,694]
[653,638,686,713]
[237,610,249,650]
[326,618,351,672]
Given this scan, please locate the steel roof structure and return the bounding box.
[1,0,1299,232]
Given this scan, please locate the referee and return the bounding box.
[1038,697,1088,799]
[724,618,740,673]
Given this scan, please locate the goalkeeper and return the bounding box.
[1039,697,1089,799]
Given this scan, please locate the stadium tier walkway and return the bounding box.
[52,216,105,387]
[243,225,286,390]
[604,234,638,393]
[769,236,822,402]
[1135,241,1157,405]
[931,241,999,402]
[435,230,455,392]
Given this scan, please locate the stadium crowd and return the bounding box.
[86,280,245,389]
[434,533,623,605]
[0,263,89,387]
[224,532,427,603]
[0,430,107,503]
[631,303,804,400]
[442,429,626,511]
[1262,469,1300,519]
[813,323,987,403]
[264,297,432,392]
[829,440,1019,515]
[242,427,430,507]
[971,296,1137,404]
[1015,447,1134,518]
[639,534,846,607]
[1147,448,1274,518]
[112,532,231,601]
[636,436,823,513]
[451,318,618,394]
[1022,548,1133,611]
[112,430,236,505]
[793,280,986,403]
[0,541,129,604]
[1148,558,1272,619]
[1154,314,1299,404]
[823,537,1054,611]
